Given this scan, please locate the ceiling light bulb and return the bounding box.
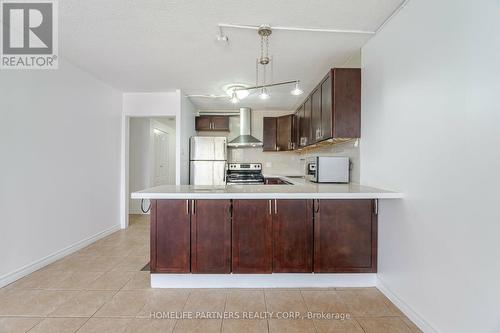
[230,92,240,104]
[259,87,270,100]
[291,81,303,96]
[235,89,249,99]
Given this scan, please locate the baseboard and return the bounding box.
[151,273,377,288]
[376,276,439,333]
[0,224,121,288]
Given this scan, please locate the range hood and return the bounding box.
[228,107,263,148]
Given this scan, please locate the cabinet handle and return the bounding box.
[186,200,189,215]
[191,200,195,215]
[315,199,320,213]
[274,199,277,214]
[268,200,272,215]
[374,199,378,215]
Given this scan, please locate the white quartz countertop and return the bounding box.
[131,176,403,200]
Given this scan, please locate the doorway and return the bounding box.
[128,117,176,218]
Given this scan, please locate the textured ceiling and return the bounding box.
[59,0,403,110]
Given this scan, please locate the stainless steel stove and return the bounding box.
[226,163,264,185]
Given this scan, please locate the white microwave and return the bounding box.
[306,156,350,183]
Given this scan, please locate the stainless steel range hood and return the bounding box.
[228,107,263,148]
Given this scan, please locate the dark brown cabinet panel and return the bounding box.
[211,116,230,131]
[311,88,322,143]
[232,200,273,273]
[263,117,277,151]
[273,199,313,272]
[332,68,361,138]
[320,74,333,139]
[191,200,232,273]
[276,115,295,151]
[314,199,377,273]
[303,97,312,146]
[195,116,229,131]
[297,105,306,147]
[150,200,191,273]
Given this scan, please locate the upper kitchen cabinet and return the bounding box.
[262,115,296,151]
[311,88,322,143]
[301,97,312,146]
[263,117,277,151]
[276,114,296,151]
[195,115,230,131]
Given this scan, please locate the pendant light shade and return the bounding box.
[291,81,303,96]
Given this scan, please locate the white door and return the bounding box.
[153,128,169,185]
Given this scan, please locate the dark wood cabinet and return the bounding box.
[191,200,232,273]
[150,198,377,276]
[232,200,273,273]
[320,74,333,139]
[263,115,296,151]
[263,117,277,151]
[150,200,191,273]
[311,88,322,143]
[314,199,377,273]
[303,97,312,146]
[273,199,313,272]
[277,115,295,151]
[195,116,229,131]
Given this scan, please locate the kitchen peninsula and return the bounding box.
[132,178,402,288]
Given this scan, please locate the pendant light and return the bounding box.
[290,81,303,96]
[230,91,239,104]
[259,87,270,100]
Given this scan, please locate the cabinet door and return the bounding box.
[211,116,230,131]
[311,88,322,142]
[303,98,312,146]
[276,115,293,151]
[298,105,305,147]
[314,199,377,273]
[273,199,313,272]
[321,74,333,139]
[332,68,361,138]
[151,200,191,273]
[195,116,212,131]
[191,200,231,273]
[232,200,273,273]
[263,117,277,151]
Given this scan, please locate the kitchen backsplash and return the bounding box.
[196,109,360,182]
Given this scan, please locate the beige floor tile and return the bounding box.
[173,319,222,333]
[357,317,414,333]
[0,289,78,316]
[124,318,176,333]
[336,288,398,317]
[264,291,308,315]
[0,317,41,333]
[94,290,150,317]
[87,271,135,290]
[48,290,115,317]
[402,317,423,333]
[77,318,131,333]
[122,272,151,290]
[268,319,315,333]
[183,290,227,312]
[313,319,365,333]
[46,271,104,290]
[137,290,190,318]
[112,256,150,272]
[222,319,268,333]
[9,270,72,290]
[225,290,266,313]
[29,317,88,333]
[301,290,350,313]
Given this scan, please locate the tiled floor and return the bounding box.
[0,215,422,333]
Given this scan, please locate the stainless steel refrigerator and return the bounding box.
[189,136,227,185]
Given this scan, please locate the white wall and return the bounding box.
[0,59,122,286]
[360,1,500,332]
[180,95,196,184]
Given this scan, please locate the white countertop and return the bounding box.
[131,176,403,200]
